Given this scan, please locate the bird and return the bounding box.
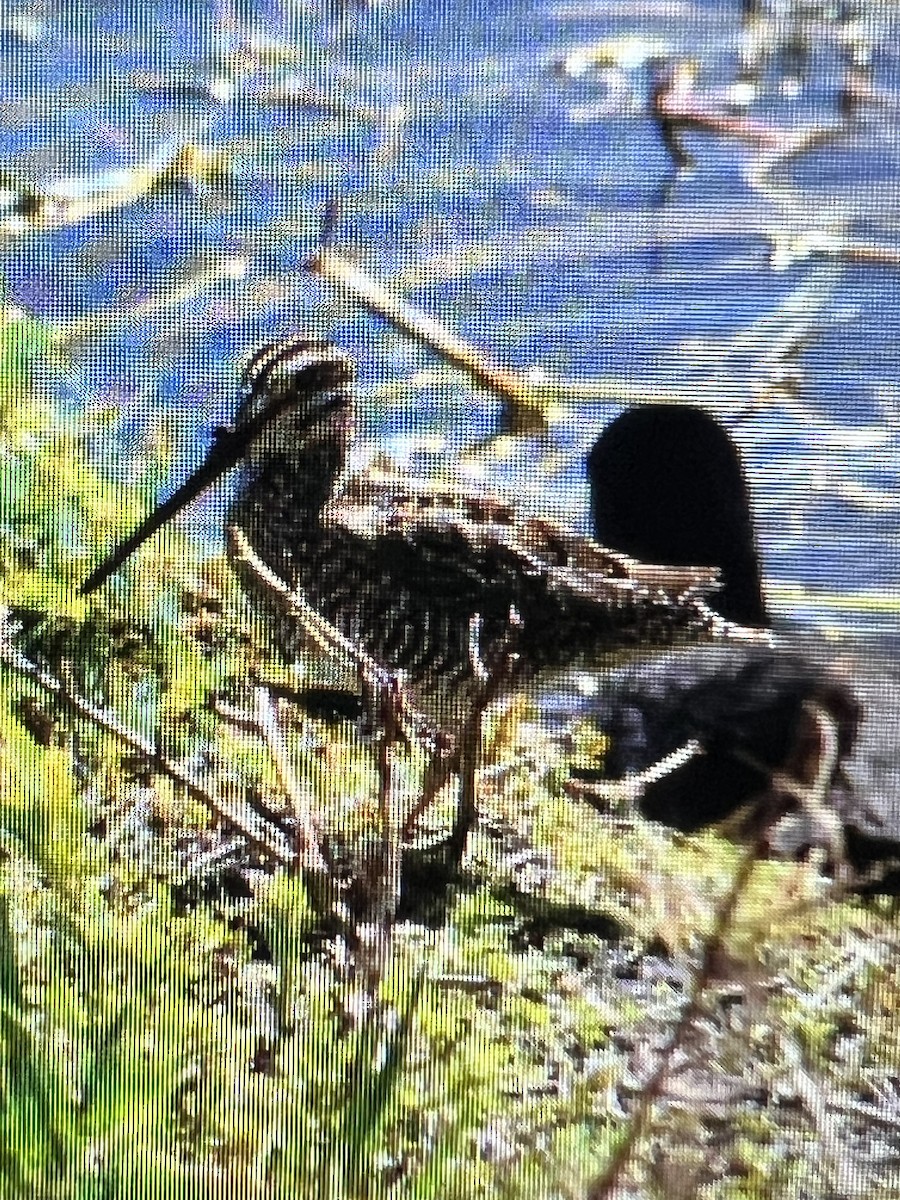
[82,339,762,862]
[579,404,900,892]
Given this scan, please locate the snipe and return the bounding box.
[83,339,762,859]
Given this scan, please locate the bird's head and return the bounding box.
[236,338,355,459]
[79,338,356,595]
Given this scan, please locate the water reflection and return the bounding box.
[0,0,897,629]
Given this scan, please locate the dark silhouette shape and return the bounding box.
[594,643,857,830]
[589,405,768,628]
[585,405,900,891]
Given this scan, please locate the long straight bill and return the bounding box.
[80,433,244,595]
[81,344,352,596]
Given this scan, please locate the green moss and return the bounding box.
[0,301,898,1200]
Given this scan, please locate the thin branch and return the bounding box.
[58,256,249,348]
[732,701,848,888]
[309,249,797,419]
[176,836,247,881]
[0,616,295,866]
[585,834,765,1200]
[432,974,503,998]
[399,751,457,842]
[773,700,846,885]
[467,614,490,687]
[567,740,705,809]
[211,689,332,875]
[308,248,547,435]
[1,139,199,239]
[252,687,330,874]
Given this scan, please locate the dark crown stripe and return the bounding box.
[240,337,337,394]
[241,339,315,390]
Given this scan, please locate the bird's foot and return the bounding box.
[439,608,526,865]
[467,607,522,697]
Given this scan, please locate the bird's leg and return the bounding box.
[351,659,458,859]
[447,615,490,864]
[399,744,458,845]
[448,710,481,868]
[357,669,404,928]
[228,527,456,881]
[446,608,523,866]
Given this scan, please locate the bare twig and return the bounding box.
[432,973,503,997]
[308,248,547,435]
[585,835,765,1200]
[398,750,458,842]
[467,614,490,687]
[309,249,830,423]
[0,614,294,866]
[211,689,332,874]
[770,700,848,888]
[567,740,705,809]
[730,700,848,888]
[745,121,851,195]
[58,256,249,347]
[0,138,203,239]
[176,836,246,881]
[254,687,331,875]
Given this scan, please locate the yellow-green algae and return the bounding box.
[0,309,896,1199]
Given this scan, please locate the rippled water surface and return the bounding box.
[3,0,899,631]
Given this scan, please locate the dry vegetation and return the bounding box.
[0,306,898,1199]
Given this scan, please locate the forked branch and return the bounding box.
[585,834,766,1200]
[0,610,295,865]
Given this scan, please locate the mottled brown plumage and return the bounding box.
[80,337,764,862]
[223,339,758,731]
[84,339,762,718]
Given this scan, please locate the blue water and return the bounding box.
[2,0,899,629]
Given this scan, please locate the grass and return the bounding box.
[0,305,897,1199]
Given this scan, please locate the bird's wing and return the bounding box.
[324,473,722,607]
